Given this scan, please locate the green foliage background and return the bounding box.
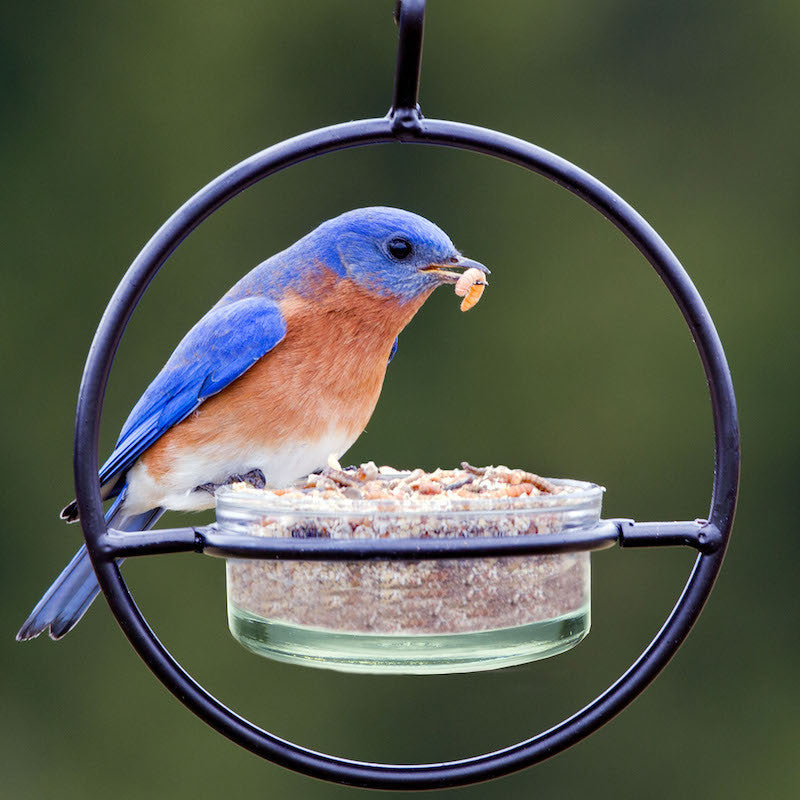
[2,2,797,797]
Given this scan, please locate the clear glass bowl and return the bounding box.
[216,478,603,674]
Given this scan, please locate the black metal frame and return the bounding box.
[69,0,739,790]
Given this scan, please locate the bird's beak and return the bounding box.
[419,255,491,284]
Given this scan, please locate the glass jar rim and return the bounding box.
[215,476,605,520]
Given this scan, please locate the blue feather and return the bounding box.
[17,491,165,640]
[101,297,286,493]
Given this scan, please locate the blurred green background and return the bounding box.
[2,1,798,797]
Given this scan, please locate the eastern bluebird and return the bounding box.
[17,207,489,641]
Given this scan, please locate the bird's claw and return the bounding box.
[195,468,267,495]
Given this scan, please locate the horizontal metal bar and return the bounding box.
[103,527,202,557]
[200,520,622,560]
[100,522,618,559]
[616,519,721,554]
[98,518,717,561]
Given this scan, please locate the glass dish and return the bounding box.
[216,478,603,674]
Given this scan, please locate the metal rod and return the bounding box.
[617,519,722,553]
[100,518,713,560]
[390,0,426,132]
[201,526,619,558]
[102,527,203,557]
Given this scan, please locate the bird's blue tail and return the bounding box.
[16,493,164,641]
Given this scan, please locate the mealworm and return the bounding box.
[444,476,473,491]
[460,462,486,476]
[454,267,487,312]
[518,472,559,494]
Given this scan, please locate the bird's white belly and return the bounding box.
[124,428,356,513]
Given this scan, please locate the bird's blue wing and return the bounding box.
[98,297,287,490]
[388,336,398,364]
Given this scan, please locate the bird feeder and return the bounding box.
[220,475,603,672]
[63,0,739,789]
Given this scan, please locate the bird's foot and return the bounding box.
[195,468,267,495]
[238,469,266,489]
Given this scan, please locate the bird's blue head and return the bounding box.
[305,207,489,302]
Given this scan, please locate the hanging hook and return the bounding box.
[389,0,426,134]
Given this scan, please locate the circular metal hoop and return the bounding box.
[73,115,739,790]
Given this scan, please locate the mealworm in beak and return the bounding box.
[454,267,488,312]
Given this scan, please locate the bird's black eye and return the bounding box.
[387,237,413,260]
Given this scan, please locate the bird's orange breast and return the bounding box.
[140,273,431,481]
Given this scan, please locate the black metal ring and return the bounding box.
[72,113,739,790]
